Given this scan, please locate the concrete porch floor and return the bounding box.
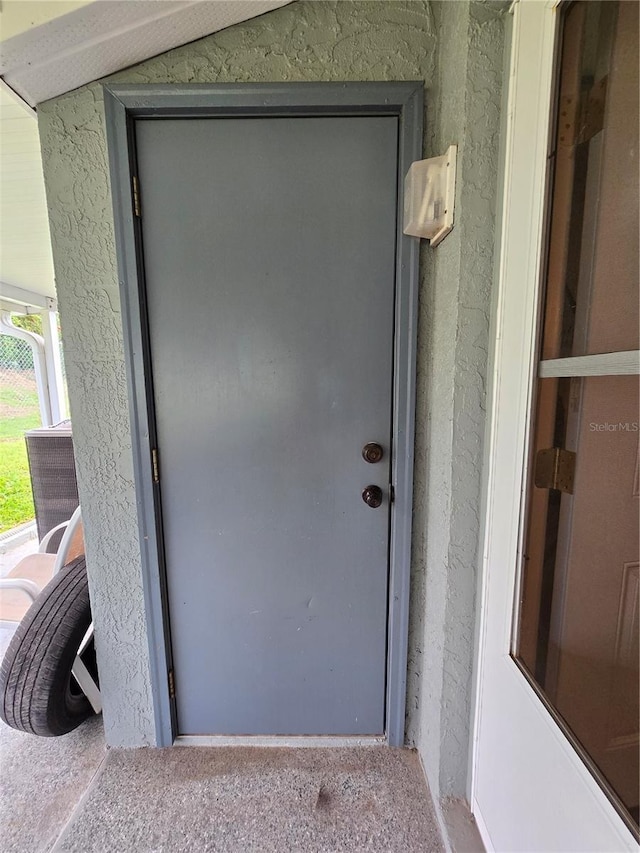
[1,719,447,853]
[52,745,444,852]
[0,626,106,853]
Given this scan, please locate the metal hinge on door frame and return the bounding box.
[132,175,141,218]
[168,669,176,700]
[534,447,576,493]
[151,448,160,483]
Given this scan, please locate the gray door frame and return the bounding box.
[104,82,423,748]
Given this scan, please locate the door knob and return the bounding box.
[362,485,383,508]
[362,442,384,464]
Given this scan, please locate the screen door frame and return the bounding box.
[104,82,423,747]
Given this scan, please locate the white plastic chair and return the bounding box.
[0,507,101,713]
[0,506,83,619]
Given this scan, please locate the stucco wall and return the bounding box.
[37,0,506,800]
[406,0,507,800]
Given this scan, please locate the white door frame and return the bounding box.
[470,1,637,850]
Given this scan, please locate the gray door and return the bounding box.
[136,115,398,736]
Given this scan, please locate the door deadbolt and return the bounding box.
[362,442,384,464]
[362,485,383,508]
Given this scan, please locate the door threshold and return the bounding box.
[174,735,388,748]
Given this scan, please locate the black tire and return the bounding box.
[0,555,99,736]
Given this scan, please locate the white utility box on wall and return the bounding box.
[403,144,457,246]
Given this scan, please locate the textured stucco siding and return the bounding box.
[37,0,506,800]
[406,1,507,799]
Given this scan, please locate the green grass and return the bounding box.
[0,439,36,533]
[0,411,41,441]
[0,387,38,406]
[0,382,40,533]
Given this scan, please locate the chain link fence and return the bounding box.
[0,316,47,532]
[0,335,40,426]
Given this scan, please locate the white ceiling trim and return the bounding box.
[1,0,293,108]
[0,2,93,42]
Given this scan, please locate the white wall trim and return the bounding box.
[41,309,68,423]
[470,0,559,807]
[1,0,292,107]
[0,282,57,312]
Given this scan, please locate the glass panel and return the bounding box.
[541,0,639,360]
[517,373,640,827]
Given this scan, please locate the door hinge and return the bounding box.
[168,669,176,700]
[389,484,395,503]
[579,77,607,145]
[132,175,141,218]
[151,448,160,483]
[534,447,576,494]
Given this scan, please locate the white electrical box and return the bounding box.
[403,145,457,246]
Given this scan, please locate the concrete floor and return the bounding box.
[0,711,105,853]
[0,626,106,853]
[52,745,444,853]
[0,533,105,849]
